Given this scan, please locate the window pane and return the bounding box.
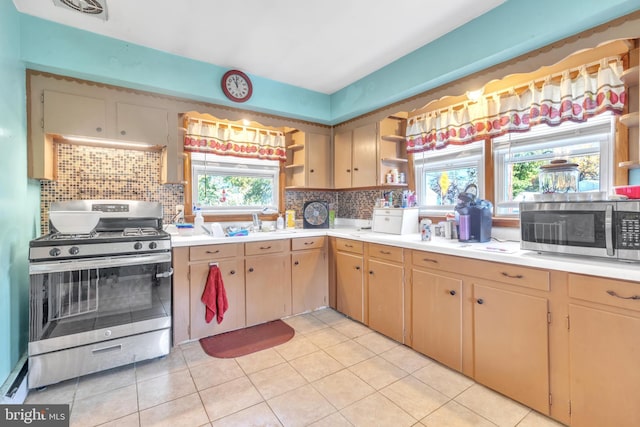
[423,167,478,206]
[196,173,274,208]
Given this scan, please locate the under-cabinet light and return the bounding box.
[60,135,162,150]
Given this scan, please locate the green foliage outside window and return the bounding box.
[197,174,273,207]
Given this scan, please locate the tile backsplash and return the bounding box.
[39,143,184,233]
[40,143,402,233]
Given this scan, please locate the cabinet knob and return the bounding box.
[248,267,254,273]
[96,127,102,132]
[346,169,351,173]
[294,260,299,266]
[354,167,359,171]
[120,130,126,136]
[476,298,484,305]
[355,266,360,270]
[449,290,456,296]
[310,169,314,173]
[230,270,236,275]
[369,270,374,275]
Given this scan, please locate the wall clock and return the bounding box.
[302,201,329,229]
[221,70,253,102]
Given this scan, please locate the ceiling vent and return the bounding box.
[52,0,108,20]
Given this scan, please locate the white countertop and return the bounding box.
[170,227,640,282]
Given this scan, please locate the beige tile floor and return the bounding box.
[25,308,566,427]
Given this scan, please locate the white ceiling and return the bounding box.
[13,0,506,94]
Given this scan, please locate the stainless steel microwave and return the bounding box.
[519,200,640,262]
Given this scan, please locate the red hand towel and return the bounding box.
[201,265,229,324]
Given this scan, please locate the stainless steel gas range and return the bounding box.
[28,200,173,389]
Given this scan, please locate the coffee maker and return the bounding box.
[454,185,492,243]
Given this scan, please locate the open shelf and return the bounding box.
[287,144,304,151]
[285,164,304,169]
[620,112,639,128]
[381,135,406,143]
[619,160,640,169]
[620,66,639,86]
[381,157,408,164]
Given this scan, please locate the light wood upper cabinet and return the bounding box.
[568,274,640,427]
[285,130,331,189]
[411,268,462,371]
[333,124,377,188]
[43,90,107,138]
[115,102,168,144]
[473,283,550,415]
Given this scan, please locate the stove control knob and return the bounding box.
[69,246,80,255]
[49,248,61,257]
[134,242,143,250]
[149,242,157,250]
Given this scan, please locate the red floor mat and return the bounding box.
[199,319,295,358]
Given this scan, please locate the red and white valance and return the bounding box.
[406,58,626,154]
[184,118,286,161]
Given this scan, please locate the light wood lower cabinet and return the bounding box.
[245,243,292,326]
[473,283,550,415]
[336,239,364,322]
[411,268,462,371]
[568,274,640,427]
[291,237,328,313]
[366,244,404,342]
[189,259,245,339]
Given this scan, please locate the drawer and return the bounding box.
[368,243,403,263]
[411,250,549,291]
[335,238,363,254]
[245,239,289,256]
[291,236,325,251]
[569,274,640,313]
[190,243,243,261]
[373,208,406,217]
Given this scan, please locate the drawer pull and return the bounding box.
[606,290,640,300]
[304,241,314,245]
[259,246,272,250]
[501,272,524,279]
[422,258,438,263]
[345,244,353,248]
[379,250,391,255]
[92,344,122,354]
[449,290,456,296]
[206,250,220,254]
[476,298,484,305]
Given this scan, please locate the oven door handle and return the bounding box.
[605,204,614,256]
[156,268,174,279]
[29,252,172,274]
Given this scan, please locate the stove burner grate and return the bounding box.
[123,227,160,237]
[50,230,97,240]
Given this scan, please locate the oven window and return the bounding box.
[30,262,172,342]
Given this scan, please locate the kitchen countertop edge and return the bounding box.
[170,228,640,282]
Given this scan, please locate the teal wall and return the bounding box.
[0,1,40,386]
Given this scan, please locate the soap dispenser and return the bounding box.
[276,213,285,230]
[194,207,204,234]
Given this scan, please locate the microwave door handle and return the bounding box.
[605,204,614,256]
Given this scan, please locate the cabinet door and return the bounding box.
[115,102,168,144]
[336,251,364,322]
[333,130,353,189]
[569,304,640,427]
[307,133,331,188]
[473,284,550,414]
[245,253,292,326]
[189,259,246,339]
[351,123,377,187]
[367,259,404,342]
[412,269,462,371]
[43,90,106,137]
[292,249,328,314]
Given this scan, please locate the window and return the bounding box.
[191,152,279,213]
[414,141,484,213]
[493,113,615,215]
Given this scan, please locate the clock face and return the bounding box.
[221,70,253,102]
[303,201,329,228]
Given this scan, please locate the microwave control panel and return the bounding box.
[617,212,640,248]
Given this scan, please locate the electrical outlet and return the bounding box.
[175,204,184,221]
